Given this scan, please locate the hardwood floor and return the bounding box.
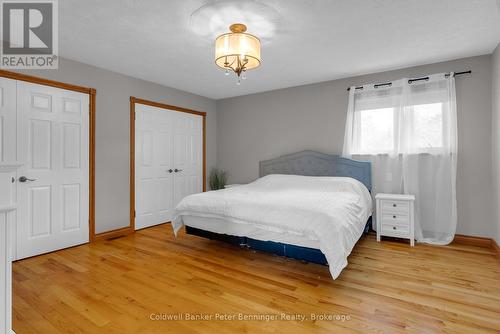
[13,224,500,333]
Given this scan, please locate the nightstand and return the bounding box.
[224,184,242,188]
[375,193,415,246]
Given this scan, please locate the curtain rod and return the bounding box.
[346,70,471,91]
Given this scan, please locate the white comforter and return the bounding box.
[172,174,372,279]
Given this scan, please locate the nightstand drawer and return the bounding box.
[381,213,409,226]
[381,223,409,234]
[381,200,409,213]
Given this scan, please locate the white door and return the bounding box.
[134,103,202,230]
[135,104,175,230]
[172,112,203,207]
[16,81,89,260]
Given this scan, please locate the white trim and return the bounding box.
[0,163,20,334]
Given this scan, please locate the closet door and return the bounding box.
[172,112,203,207]
[135,104,175,230]
[134,103,203,230]
[16,81,89,260]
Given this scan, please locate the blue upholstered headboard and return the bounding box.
[259,150,372,191]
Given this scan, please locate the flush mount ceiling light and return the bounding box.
[215,23,260,83]
[189,0,280,85]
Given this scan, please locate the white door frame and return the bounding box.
[130,97,206,231]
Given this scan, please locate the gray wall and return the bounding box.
[217,55,494,238]
[492,44,500,244]
[18,58,217,234]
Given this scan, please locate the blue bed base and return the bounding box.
[185,217,372,265]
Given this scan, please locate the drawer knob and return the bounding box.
[393,226,397,230]
[393,204,396,207]
[393,215,396,219]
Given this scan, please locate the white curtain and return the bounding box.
[343,73,457,245]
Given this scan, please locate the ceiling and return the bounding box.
[60,0,500,100]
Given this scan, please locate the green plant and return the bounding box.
[208,168,228,190]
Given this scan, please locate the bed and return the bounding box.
[172,150,372,279]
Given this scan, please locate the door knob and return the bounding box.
[174,169,183,173]
[19,176,37,182]
[167,169,173,173]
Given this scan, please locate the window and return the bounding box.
[353,103,444,154]
[412,103,443,149]
[357,107,394,154]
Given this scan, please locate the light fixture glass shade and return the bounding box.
[215,32,261,70]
